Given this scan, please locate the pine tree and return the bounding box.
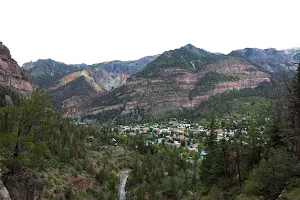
[281,63,300,159]
[204,114,217,153]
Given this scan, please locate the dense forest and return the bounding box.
[1,70,300,200]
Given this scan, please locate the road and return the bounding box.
[119,169,130,200]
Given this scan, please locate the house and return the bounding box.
[142,127,150,133]
[172,135,185,141]
[165,142,181,148]
[188,147,197,151]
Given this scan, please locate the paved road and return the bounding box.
[119,170,130,200]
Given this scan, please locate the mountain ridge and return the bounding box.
[22,44,300,122]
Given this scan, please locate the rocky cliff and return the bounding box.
[0,169,11,200]
[0,42,33,95]
[2,169,44,200]
[85,44,270,123]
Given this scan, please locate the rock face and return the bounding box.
[0,170,11,200]
[85,44,270,123]
[0,42,34,95]
[231,47,300,76]
[2,169,43,200]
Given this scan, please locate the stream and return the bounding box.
[118,169,130,200]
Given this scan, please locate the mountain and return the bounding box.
[0,42,33,104]
[22,59,89,89]
[84,44,270,123]
[230,47,300,76]
[22,45,300,123]
[23,56,158,117]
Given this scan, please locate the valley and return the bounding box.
[0,41,300,200]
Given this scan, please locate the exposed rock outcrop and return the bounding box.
[2,169,43,200]
[0,42,34,95]
[0,169,11,200]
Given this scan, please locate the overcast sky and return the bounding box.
[1,0,300,66]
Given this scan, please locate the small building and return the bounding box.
[165,142,181,148]
[172,135,185,141]
[188,147,197,151]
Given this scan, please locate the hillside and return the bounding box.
[85,44,270,123]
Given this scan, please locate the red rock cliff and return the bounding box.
[0,42,34,95]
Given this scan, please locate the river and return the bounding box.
[118,169,130,200]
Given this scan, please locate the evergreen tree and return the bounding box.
[281,64,300,159]
[204,114,217,153]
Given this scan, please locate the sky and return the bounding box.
[1,0,300,66]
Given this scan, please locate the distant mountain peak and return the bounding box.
[182,44,213,57]
[182,44,202,52]
[183,43,197,49]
